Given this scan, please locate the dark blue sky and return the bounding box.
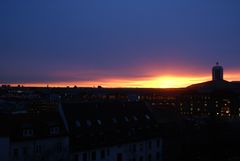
[1,0,240,85]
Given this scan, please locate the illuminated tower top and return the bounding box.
[212,62,224,81]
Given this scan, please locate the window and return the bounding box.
[97,120,102,125]
[57,142,62,153]
[139,143,143,151]
[34,144,41,153]
[75,120,81,128]
[86,120,92,127]
[112,118,117,123]
[156,139,160,148]
[133,144,136,153]
[124,117,129,122]
[101,150,105,159]
[91,151,96,160]
[117,153,122,161]
[148,141,152,149]
[133,116,138,121]
[82,153,87,161]
[148,154,152,161]
[156,152,160,160]
[23,129,33,137]
[145,114,150,120]
[23,147,29,156]
[107,149,110,156]
[74,154,79,161]
[50,126,60,135]
[13,148,19,158]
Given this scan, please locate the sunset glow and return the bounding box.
[8,72,240,88]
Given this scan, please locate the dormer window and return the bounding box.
[75,120,81,128]
[145,114,151,120]
[133,116,138,121]
[97,120,102,125]
[50,126,60,135]
[112,118,117,123]
[124,117,129,122]
[23,129,33,137]
[86,120,92,127]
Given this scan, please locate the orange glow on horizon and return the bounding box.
[6,75,210,88]
[6,73,240,88]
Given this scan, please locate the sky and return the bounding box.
[1,0,240,88]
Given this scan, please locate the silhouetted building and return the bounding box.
[59,102,163,161]
[212,62,224,81]
[0,111,69,161]
[179,63,240,118]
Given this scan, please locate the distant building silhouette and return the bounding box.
[212,62,223,81]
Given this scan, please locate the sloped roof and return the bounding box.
[186,80,239,93]
[61,101,160,151]
[0,110,67,141]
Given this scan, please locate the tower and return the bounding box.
[212,62,223,81]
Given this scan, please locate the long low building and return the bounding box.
[60,101,163,161]
[0,101,163,161]
[0,110,69,161]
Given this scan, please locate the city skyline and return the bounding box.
[1,0,240,88]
